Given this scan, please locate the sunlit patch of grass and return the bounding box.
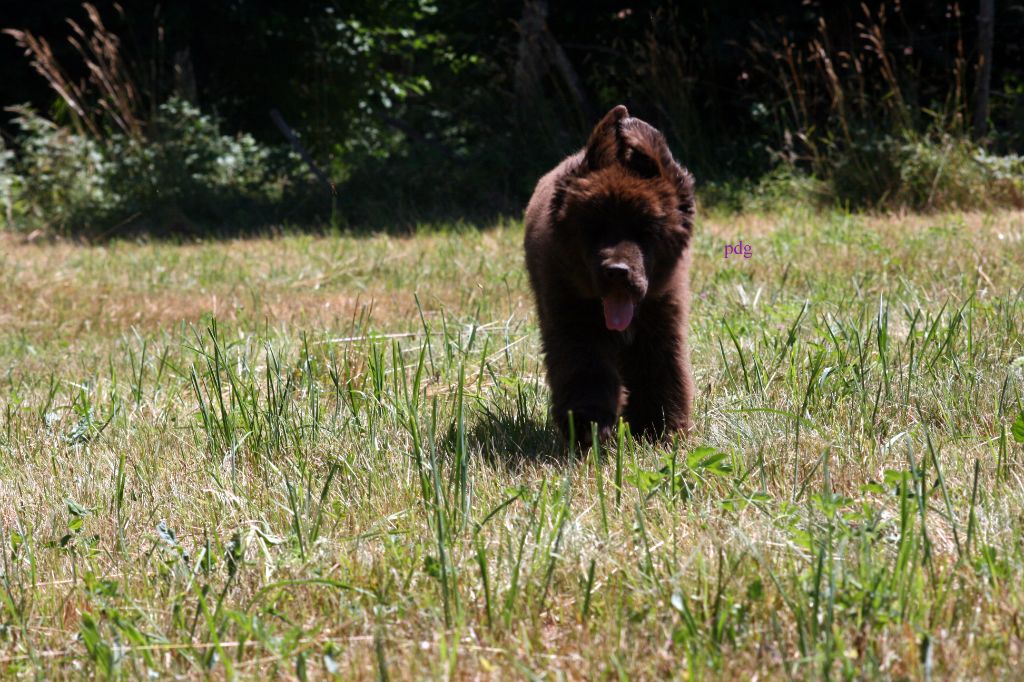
[1,210,1023,677]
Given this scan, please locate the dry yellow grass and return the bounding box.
[1,209,1023,678]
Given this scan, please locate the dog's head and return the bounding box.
[552,106,695,331]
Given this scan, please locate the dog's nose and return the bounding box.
[601,261,630,280]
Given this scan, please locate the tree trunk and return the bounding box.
[973,0,994,140]
[269,109,334,194]
[514,0,593,133]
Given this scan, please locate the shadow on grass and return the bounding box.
[12,179,522,245]
[443,408,574,471]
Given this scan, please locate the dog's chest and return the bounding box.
[617,327,636,346]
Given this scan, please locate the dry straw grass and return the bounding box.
[1,209,1023,677]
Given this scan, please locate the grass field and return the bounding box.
[2,208,1023,679]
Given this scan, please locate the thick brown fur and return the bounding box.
[524,105,696,446]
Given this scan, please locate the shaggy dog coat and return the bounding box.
[524,105,696,444]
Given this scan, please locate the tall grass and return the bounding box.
[747,3,1024,211]
[0,210,1022,676]
[4,2,147,140]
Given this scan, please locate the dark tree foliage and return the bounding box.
[2,0,1022,225]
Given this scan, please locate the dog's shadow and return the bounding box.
[442,406,572,471]
[453,409,658,472]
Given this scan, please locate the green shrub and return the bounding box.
[701,166,827,216]
[701,137,1024,215]
[829,132,1024,212]
[4,99,319,237]
[746,3,1024,214]
[0,139,22,228]
[5,111,111,232]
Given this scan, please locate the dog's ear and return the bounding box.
[615,117,696,226]
[553,108,626,221]
[583,105,628,171]
[617,118,668,179]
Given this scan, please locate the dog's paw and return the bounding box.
[562,408,616,451]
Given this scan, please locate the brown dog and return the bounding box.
[524,105,696,445]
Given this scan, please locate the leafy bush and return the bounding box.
[4,111,110,232]
[3,99,318,236]
[746,2,1024,213]
[829,132,1024,211]
[0,139,22,228]
[701,136,1024,215]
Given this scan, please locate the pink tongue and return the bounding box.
[602,298,634,331]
